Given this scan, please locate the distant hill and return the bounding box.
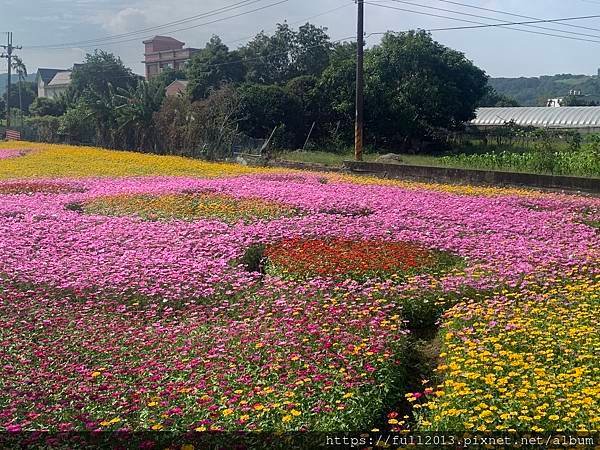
[489,74,600,106]
[0,73,37,96]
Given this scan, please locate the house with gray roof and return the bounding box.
[36,68,71,99]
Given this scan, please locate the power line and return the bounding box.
[366,2,600,44]
[225,3,353,46]
[369,0,600,39]
[26,0,292,50]
[430,0,600,34]
[26,0,268,49]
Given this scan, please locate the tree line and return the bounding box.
[6,24,513,157]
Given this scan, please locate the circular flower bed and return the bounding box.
[0,181,85,195]
[73,192,301,224]
[263,238,460,280]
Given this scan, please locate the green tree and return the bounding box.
[237,84,303,147]
[366,31,488,150]
[149,68,187,95]
[478,86,520,107]
[70,50,138,100]
[29,97,65,117]
[242,24,297,84]
[242,23,333,85]
[58,100,96,144]
[114,81,165,150]
[186,36,244,100]
[292,23,332,77]
[2,81,36,115]
[67,51,139,147]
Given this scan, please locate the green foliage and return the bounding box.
[21,116,62,143]
[237,84,304,147]
[29,97,65,117]
[186,36,244,101]
[440,137,600,177]
[114,81,165,151]
[58,101,96,144]
[70,50,138,100]
[478,86,520,107]
[154,85,243,159]
[365,31,488,149]
[241,23,332,85]
[240,243,266,273]
[2,81,37,114]
[489,74,600,106]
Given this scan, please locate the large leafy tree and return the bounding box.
[68,51,139,147]
[186,36,244,101]
[114,81,165,151]
[241,23,333,85]
[365,31,488,149]
[2,82,36,114]
[242,24,297,85]
[293,23,332,77]
[478,86,520,107]
[70,50,138,100]
[237,84,303,147]
[29,97,65,117]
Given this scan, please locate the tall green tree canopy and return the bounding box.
[29,97,65,117]
[70,50,138,100]
[186,36,244,101]
[365,31,488,147]
[2,82,37,114]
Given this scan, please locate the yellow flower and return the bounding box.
[222,408,234,416]
[282,415,292,423]
[290,409,301,417]
[194,426,207,432]
[91,371,101,378]
[151,424,164,431]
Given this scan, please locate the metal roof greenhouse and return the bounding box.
[471,107,600,130]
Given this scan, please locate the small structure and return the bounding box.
[165,79,189,97]
[546,98,563,108]
[36,68,68,98]
[143,36,199,79]
[471,106,600,132]
[45,71,72,99]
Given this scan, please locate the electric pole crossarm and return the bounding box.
[1,32,22,129]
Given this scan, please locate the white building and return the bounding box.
[36,68,72,99]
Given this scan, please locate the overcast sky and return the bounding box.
[3,0,600,78]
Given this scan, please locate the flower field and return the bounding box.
[0,141,598,435]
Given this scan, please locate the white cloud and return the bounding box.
[101,7,150,33]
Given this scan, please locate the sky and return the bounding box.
[3,0,600,78]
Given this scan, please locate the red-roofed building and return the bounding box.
[143,36,199,79]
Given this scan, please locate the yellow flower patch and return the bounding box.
[417,273,600,432]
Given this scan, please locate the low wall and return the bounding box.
[266,160,344,173]
[343,161,600,194]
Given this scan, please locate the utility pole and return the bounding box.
[1,32,22,129]
[355,0,365,161]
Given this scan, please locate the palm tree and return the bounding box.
[11,56,27,127]
[114,81,164,151]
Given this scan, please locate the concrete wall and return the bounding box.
[343,161,600,194]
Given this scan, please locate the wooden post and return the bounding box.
[355,0,365,161]
[302,121,316,151]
